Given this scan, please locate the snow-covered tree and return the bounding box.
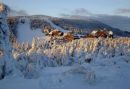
[0,3,15,79]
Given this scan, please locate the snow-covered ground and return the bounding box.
[0,57,130,89]
[17,19,44,44]
[1,36,129,89]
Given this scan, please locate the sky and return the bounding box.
[1,0,130,17]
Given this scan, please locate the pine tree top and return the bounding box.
[0,3,10,18]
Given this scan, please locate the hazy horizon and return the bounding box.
[1,0,130,17]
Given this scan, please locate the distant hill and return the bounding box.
[61,15,130,32]
[50,17,130,37]
[7,15,130,41]
[93,15,130,32]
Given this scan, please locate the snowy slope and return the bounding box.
[16,17,68,44]
[43,17,68,32]
[17,18,44,44]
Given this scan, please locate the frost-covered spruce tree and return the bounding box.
[0,3,15,79]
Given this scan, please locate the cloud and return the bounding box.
[115,8,130,14]
[8,9,28,16]
[71,8,92,16]
[60,8,92,18]
[60,13,70,17]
